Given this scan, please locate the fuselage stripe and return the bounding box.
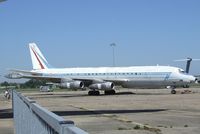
[31,47,45,69]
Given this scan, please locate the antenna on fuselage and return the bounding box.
[174,57,200,73]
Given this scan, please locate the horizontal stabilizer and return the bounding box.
[8,69,43,75]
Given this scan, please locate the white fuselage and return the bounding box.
[32,66,196,89]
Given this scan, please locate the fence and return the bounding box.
[12,90,88,134]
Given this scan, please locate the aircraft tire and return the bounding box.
[94,91,100,95]
[171,89,176,94]
[110,90,115,94]
[88,90,100,96]
[104,90,116,95]
[88,91,93,95]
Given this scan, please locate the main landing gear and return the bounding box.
[104,90,115,95]
[170,86,177,94]
[88,89,116,96]
[88,90,100,96]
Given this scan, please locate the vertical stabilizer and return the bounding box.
[185,58,192,74]
[29,43,51,70]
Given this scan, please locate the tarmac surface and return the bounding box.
[1,88,200,134]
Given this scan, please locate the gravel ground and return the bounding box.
[1,88,200,134]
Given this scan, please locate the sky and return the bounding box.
[0,0,200,82]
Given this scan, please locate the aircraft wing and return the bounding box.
[5,72,62,83]
[21,75,127,86]
[8,69,43,75]
[72,77,128,86]
[20,74,63,83]
[6,70,128,86]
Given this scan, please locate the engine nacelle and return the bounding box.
[89,82,114,90]
[60,81,84,89]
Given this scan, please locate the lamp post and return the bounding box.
[0,0,7,3]
[110,43,116,67]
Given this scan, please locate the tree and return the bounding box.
[20,79,47,88]
[1,81,9,87]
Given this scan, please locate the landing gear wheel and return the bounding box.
[111,90,115,94]
[171,89,176,94]
[104,90,116,95]
[94,91,100,95]
[88,90,100,96]
[88,90,93,95]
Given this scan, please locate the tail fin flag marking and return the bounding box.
[31,47,45,69]
[29,43,52,70]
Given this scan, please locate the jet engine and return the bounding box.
[89,82,114,90]
[60,81,84,89]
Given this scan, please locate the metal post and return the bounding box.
[110,43,116,67]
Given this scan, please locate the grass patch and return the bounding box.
[144,126,162,134]
[133,125,162,134]
[118,127,128,130]
[157,125,167,128]
[133,125,140,129]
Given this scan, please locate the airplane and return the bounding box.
[5,43,197,95]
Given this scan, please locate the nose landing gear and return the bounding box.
[171,89,176,94]
[167,86,177,94]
